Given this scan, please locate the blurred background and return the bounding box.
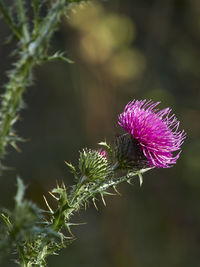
[0,0,200,266]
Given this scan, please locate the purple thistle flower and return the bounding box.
[118,99,186,168]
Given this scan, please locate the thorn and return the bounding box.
[101,193,106,206]
[137,172,143,187]
[92,198,98,211]
[64,236,74,240]
[103,191,115,196]
[65,223,74,237]
[61,180,66,189]
[9,132,17,136]
[43,195,53,213]
[98,141,107,146]
[58,232,74,243]
[62,232,75,240]
[127,179,133,185]
[68,222,87,226]
[113,186,121,196]
[10,142,21,152]
[11,115,19,125]
[49,191,59,200]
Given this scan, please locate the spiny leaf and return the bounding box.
[0,213,11,228]
[40,52,74,64]
[98,141,112,154]
[64,161,78,179]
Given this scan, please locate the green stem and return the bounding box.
[52,168,151,231]
[0,55,34,160]
[32,0,40,34]
[16,0,30,43]
[66,175,129,217]
[0,1,21,39]
[0,0,71,165]
[33,0,66,51]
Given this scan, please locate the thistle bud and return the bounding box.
[79,149,111,181]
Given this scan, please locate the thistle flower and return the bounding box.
[118,99,186,168]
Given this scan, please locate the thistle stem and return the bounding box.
[51,168,151,232]
[0,55,33,161]
[0,0,70,166]
[16,0,30,43]
[0,1,21,39]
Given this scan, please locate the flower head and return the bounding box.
[118,99,186,168]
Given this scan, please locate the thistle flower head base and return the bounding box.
[114,133,150,170]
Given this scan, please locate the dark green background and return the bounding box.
[0,0,199,266]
